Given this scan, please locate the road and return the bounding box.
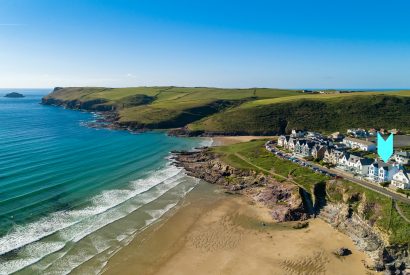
[266,144,410,204]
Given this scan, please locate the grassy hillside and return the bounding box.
[189,92,410,134]
[43,87,410,133]
[213,140,410,245]
[43,87,301,129]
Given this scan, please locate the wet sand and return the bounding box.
[102,182,373,275]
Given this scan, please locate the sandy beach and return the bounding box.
[211,136,277,146]
[102,182,373,275]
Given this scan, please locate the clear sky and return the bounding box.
[1,0,410,89]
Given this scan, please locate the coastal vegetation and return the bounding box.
[212,140,410,246]
[43,87,410,134]
[189,93,410,135]
[43,87,300,129]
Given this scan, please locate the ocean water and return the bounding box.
[0,90,207,274]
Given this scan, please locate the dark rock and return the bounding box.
[4,92,24,98]
[293,221,309,229]
[173,148,310,222]
[333,247,352,256]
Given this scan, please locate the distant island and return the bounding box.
[42,87,410,135]
[5,92,25,98]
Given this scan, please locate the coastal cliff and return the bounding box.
[42,87,410,135]
[173,148,410,273]
[173,149,309,222]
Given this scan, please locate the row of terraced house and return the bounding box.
[277,130,410,190]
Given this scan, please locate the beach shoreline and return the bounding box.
[101,181,373,275]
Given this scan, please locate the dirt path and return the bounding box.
[394,201,410,223]
[234,153,306,190]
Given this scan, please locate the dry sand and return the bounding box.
[102,183,374,275]
[211,136,277,146]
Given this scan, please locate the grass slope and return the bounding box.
[44,88,410,133]
[44,87,301,129]
[214,140,410,245]
[189,92,410,134]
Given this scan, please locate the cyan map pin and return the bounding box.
[377,132,394,163]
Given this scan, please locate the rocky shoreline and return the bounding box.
[41,93,410,273]
[172,148,410,274]
[41,96,151,133]
[172,149,310,222]
[41,93,265,136]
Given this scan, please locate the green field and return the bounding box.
[44,87,301,129]
[44,87,410,133]
[213,139,410,245]
[212,140,329,191]
[189,92,410,134]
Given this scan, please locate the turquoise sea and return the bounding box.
[0,90,207,274]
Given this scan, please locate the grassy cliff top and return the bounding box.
[44,87,410,133]
[213,139,410,245]
[44,87,302,128]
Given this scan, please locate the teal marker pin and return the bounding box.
[377,133,394,163]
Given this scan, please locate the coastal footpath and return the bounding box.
[173,142,410,274]
[42,87,410,135]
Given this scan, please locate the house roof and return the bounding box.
[359,158,373,165]
[394,170,410,181]
[348,155,361,162]
[396,151,410,158]
[279,135,290,142]
[306,142,316,148]
[372,161,389,168]
[343,137,375,146]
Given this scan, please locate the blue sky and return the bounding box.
[1,0,410,88]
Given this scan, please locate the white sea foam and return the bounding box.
[0,164,187,274]
[199,137,213,148]
[144,202,178,226]
[40,184,194,275]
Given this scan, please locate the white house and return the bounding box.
[393,151,410,165]
[338,153,351,167]
[311,144,327,160]
[294,140,314,157]
[355,158,373,176]
[307,131,322,139]
[379,164,400,183]
[323,149,345,165]
[343,154,372,175]
[347,128,369,138]
[287,137,298,151]
[368,162,399,183]
[343,137,376,152]
[277,135,289,147]
[291,129,306,138]
[347,154,361,168]
[391,170,410,189]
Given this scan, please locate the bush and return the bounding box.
[380,182,390,187]
[397,188,410,197]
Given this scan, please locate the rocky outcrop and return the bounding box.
[41,97,114,112]
[173,149,309,222]
[319,202,410,273]
[5,92,24,98]
[333,247,352,256]
[174,148,410,274]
